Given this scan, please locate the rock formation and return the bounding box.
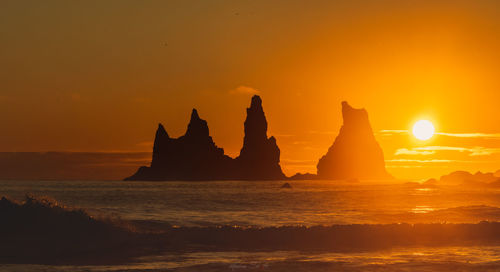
[234,96,286,180]
[125,109,233,181]
[125,95,285,181]
[439,170,499,186]
[316,101,391,180]
[289,172,319,180]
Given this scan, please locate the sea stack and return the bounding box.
[125,95,285,181]
[316,101,391,180]
[235,95,286,180]
[125,109,233,181]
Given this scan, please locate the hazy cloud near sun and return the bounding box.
[395,148,436,156]
[379,130,500,139]
[435,132,500,139]
[395,146,500,157]
[229,86,260,95]
[387,159,453,163]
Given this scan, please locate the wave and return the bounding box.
[160,222,500,252]
[0,195,168,265]
[2,195,500,266]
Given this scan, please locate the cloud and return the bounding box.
[378,130,408,135]
[435,132,500,139]
[379,130,500,139]
[386,165,424,168]
[280,159,316,166]
[467,147,500,156]
[292,141,312,145]
[395,146,500,157]
[308,130,337,135]
[229,86,260,95]
[271,133,295,137]
[0,152,151,180]
[387,159,454,163]
[394,148,435,156]
[136,141,154,149]
[413,146,468,152]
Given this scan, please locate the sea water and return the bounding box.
[1,179,500,271]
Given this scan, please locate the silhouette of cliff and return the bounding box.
[234,96,286,180]
[316,102,391,180]
[125,95,285,181]
[126,109,233,180]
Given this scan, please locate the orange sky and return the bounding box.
[1,0,500,180]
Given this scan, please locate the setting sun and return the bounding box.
[412,120,435,141]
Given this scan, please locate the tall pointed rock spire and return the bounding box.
[236,95,285,180]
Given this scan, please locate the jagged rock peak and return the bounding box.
[191,108,200,120]
[250,95,263,110]
[156,123,169,139]
[186,108,209,138]
[244,95,268,141]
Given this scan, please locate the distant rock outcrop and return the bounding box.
[125,95,285,181]
[281,182,292,189]
[316,102,391,180]
[289,173,318,180]
[439,170,499,186]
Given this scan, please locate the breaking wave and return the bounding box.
[2,195,500,265]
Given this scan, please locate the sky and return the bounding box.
[1,0,500,180]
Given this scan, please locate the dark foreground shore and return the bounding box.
[2,195,500,266]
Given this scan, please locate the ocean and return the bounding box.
[1,179,500,271]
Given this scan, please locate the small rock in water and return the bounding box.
[281,182,292,189]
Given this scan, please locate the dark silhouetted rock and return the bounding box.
[316,102,391,180]
[289,172,319,180]
[234,95,286,180]
[281,182,292,189]
[125,95,285,181]
[125,109,233,181]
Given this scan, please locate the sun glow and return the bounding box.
[412,120,435,141]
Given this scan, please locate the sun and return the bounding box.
[412,120,435,141]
